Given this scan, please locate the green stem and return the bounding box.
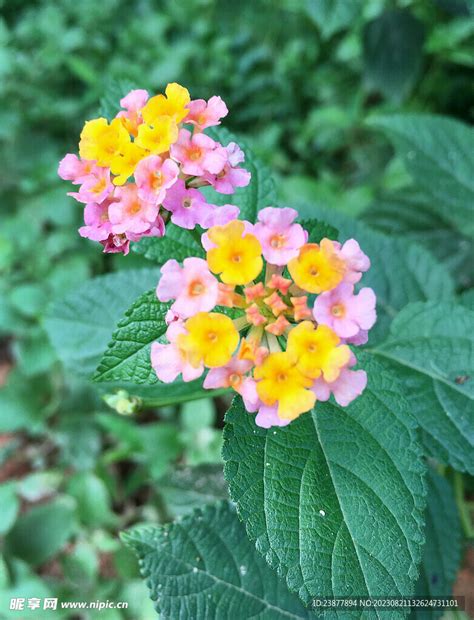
[141,387,231,409]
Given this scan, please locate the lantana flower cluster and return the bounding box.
[151,208,376,428]
[58,84,250,254]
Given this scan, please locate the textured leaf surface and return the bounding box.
[223,354,426,612]
[368,114,474,237]
[362,189,474,289]
[45,268,159,377]
[300,218,338,244]
[363,10,424,102]
[412,469,461,619]
[123,501,315,620]
[295,205,455,343]
[203,126,276,223]
[133,223,205,264]
[372,301,474,474]
[94,290,167,384]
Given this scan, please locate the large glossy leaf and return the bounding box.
[123,501,315,619]
[203,126,276,223]
[295,205,455,343]
[363,9,424,102]
[45,268,159,377]
[371,301,474,474]
[223,355,426,610]
[94,290,166,384]
[412,469,461,619]
[368,114,474,238]
[133,223,205,264]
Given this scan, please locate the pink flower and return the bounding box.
[170,129,227,176]
[151,321,204,383]
[156,257,219,318]
[185,96,228,131]
[78,201,111,242]
[58,154,95,184]
[135,155,179,205]
[116,89,149,135]
[311,353,367,407]
[68,166,114,204]
[313,282,376,339]
[102,234,130,255]
[108,184,159,235]
[198,204,240,229]
[162,180,213,229]
[253,207,307,266]
[204,358,259,412]
[255,404,291,429]
[333,239,370,284]
[204,142,251,194]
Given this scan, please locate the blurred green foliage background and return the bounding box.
[0,0,473,617]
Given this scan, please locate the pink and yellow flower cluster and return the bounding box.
[151,208,376,428]
[58,84,250,254]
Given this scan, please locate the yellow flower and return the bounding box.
[135,116,179,154]
[110,142,149,185]
[79,118,130,167]
[288,239,345,293]
[142,83,190,125]
[287,321,350,381]
[178,312,239,368]
[206,221,263,285]
[254,351,315,420]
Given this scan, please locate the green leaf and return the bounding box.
[300,218,338,244]
[295,205,455,343]
[5,496,77,566]
[203,126,276,223]
[223,354,426,608]
[123,501,315,619]
[67,472,116,527]
[158,464,228,517]
[133,223,205,264]
[45,268,159,377]
[362,189,474,289]
[368,114,474,238]
[0,483,19,535]
[305,0,362,38]
[412,469,461,618]
[363,10,425,102]
[137,423,182,479]
[371,301,474,474]
[94,289,166,384]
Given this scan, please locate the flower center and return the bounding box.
[189,281,205,296]
[277,372,287,382]
[229,373,242,387]
[309,266,319,277]
[270,234,285,249]
[331,303,344,317]
[93,178,107,195]
[128,200,142,215]
[183,198,193,209]
[151,171,163,190]
[188,147,202,161]
[307,343,317,353]
[198,114,207,125]
[208,331,218,342]
[231,253,242,263]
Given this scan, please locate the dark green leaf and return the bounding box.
[371,301,474,474]
[412,469,461,618]
[368,114,474,238]
[223,354,426,607]
[0,483,19,535]
[45,268,159,377]
[123,501,315,619]
[159,464,228,517]
[300,218,338,243]
[94,290,167,384]
[133,223,205,264]
[363,10,424,102]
